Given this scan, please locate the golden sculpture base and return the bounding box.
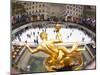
[43,52,83,72]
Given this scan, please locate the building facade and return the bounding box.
[65,4,84,21]
[13,1,84,21]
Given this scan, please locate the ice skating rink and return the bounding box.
[13,27,92,45]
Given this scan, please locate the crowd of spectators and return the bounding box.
[12,13,30,25]
[12,13,96,33]
[79,17,96,32]
[71,16,96,33]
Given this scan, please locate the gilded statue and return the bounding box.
[25,31,85,71]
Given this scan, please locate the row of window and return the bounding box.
[25,6,45,10]
[25,6,45,11]
[26,9,45,13]
[67,8,82,13]
[26,10,81,17]
[27,12,47,16]
[25,7,81,13]
[67,6,83,10]
[25,9,81,16]
[67,11,82,16]
[32,4,45,8]
[24,2,45,7]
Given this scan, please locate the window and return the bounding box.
[67,6,69,9]
[80,7,82,9]
[70,7,72,10]
[70,11,72,14]
[24,3,26,5]
[39,10,41,12]
[43,10,45,12]
[30,3,31,6]
[43,4,45,7]
[32,6,34,9]
[73,13,75,15]
[79,14,82,16]
[73,8,75,11]
[39,5,41,7]
[76,6,78,8]
[73,5,75,7]
[76,13,78,15]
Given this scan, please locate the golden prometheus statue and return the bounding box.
[25,24,85,71]
[55,23,62,41]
